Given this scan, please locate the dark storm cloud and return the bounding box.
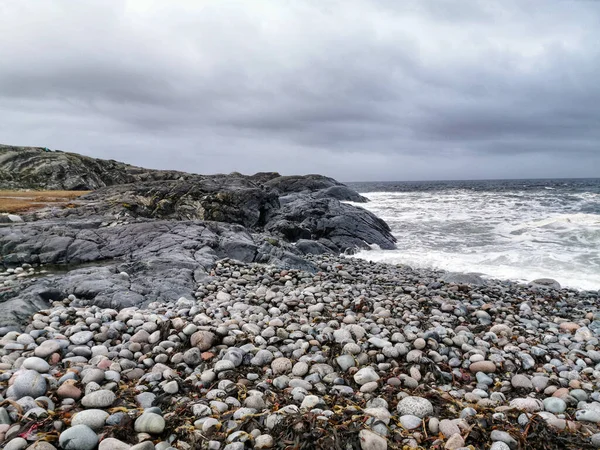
[1,0,599,180]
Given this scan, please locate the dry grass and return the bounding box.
[0,190,90,213]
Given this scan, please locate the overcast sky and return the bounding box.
[1,1,599,181]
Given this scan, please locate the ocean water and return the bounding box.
[346,179,600,292]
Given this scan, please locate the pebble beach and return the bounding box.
[2,255,600,449]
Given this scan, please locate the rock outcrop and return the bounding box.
[0,144,394,328]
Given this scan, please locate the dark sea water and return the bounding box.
[346,178,600,291]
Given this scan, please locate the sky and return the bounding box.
[1,1,599,181]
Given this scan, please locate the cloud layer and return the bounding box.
[1,0,599,180]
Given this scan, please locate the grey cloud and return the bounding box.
[1,0,599,181]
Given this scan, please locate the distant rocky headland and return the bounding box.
[0,144,396,328]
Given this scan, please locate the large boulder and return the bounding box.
[266,196,396,252]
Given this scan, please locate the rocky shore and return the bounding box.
[1,255,600,450]
[2,145,600,449]
[0,147,395,329]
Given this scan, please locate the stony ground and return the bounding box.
[1,255,600,450]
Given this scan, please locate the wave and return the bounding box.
[352,188,600,291]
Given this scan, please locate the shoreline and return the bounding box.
[350,251,600,295]
[1,253,600,449]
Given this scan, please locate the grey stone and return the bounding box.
[511,374,533,390]
[58,424,98,450]
[543,397,567,414]
[12,370,47,399]
[131,443,155,450]
[71,409,109,430]
[69,331,94,345]
[163,380,178,394]
[99,438,131,450]
[81,390,116,408]
[22,357,50,373]
[490,443,511,450]
[4,438,28,450]
[254,434,274,449]
[336,355,356,372]
[490,430,518,449]
[399,415,422,430]
[136,392,156,409]
[396,396,434,418]
[354,367,380,386]
[358,429,387,450]
[439,419,460,438]
[134,412,166,434]
[576,409,600,423]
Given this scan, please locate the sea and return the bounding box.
[346,178,600,292]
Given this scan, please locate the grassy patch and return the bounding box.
[0,190,90,213]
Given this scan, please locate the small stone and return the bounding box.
[71,409,109,430]
[183,348,202,366]
[292,362,309,376]
[439,419,460,438]
[300,395,324,410]
[191,331,217,351]
[134,412,166,434]
[360,382,379,393]
[490,430,518,449]
[81,390,116,408]
[136,392,156,409]
[24,442,57,450]
[130,330,150,343]
[364,407,391,425]
[576,409,600,423]
[397,396,434,418]
[271,358,292,375]
[490,443,511,450]
[444,433,465,450]
[428,417,440,434]
[34,341,61,358]
[245,395,266,410]
[99,438,131,450]
[543,397,567,414]
[469,361,496,373]
[399,415,422,430]
[359,429,387,450]
[559,322,580,332]
[413,337,426,350]
[69,331,94,345]
[202,418,221,433]
[163,380,178,394]
[511,374,533,390]
[336,355,356,372]
[254,435,274,449]
[531,376,549,392]
[58,424,98,450]
[510,398,543,412]
[130,443,154,450]
[4,438,28,450]
[22,357,50,373]
[354,367,380,386]
[12,370,47,399]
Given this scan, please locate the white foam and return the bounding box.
[354,190,600,291]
